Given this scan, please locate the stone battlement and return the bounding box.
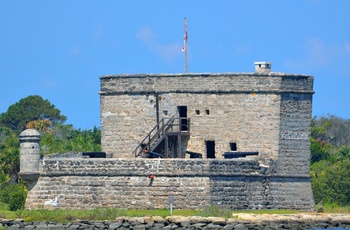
[40,158,267,177]
[24,156,313,210]
[100,73,314,95]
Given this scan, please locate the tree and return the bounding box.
[311,159,350,206]
[40,125,101,155]
[310,137,330,163]
[26,120,52,132]
[0,125,14,146]
[310,115,350,206]
[0,95,67,132]
[312,115,350,147]
[0,182,27,211]
[64,127,101,152]
[0,129,19,182]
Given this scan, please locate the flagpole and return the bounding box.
[183,17,188,73]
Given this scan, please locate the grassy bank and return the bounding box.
[0,208,214,223]
[0,204,349,223]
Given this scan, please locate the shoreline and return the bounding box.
[2,213,350,229]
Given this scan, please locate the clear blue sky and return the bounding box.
[1,1,350,129]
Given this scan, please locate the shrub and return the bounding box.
[0,182,27,211]
[199,205,232,218]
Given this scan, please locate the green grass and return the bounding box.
[323,206,350,213]
[197,205,233,218]
[232,209,301,215]
[0,207,300,223]
[9,208,203,223]
[0,202,17,219]
[0,206,228,222]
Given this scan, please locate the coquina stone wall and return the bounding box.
[24,155,314,211]
[277,93,313,176]
[99,73,314,171]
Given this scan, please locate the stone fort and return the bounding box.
[20,62,315,210]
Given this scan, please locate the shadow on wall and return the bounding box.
[153,136,189,158]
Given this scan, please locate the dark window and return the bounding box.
[205,109,210,115]
[163,110,168,116]
[195,110,200,115]
[178,106,188,131]
[206,141,215,158]
[230,143,237,151]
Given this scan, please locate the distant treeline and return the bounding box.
[0,95,350,210]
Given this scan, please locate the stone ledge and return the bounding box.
[100,72,313,78]
[99,89,315,95]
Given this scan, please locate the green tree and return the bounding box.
[311,159,350,206]
[40,124,74,155]
[0,182,27,211]
[40,125,101,155]
[0,95,67,132]
[0,130,19,182]
[312,115,350,147]
[67,127,101,152]
[0,125,14,146]
[310,115,350,207]
[310,137,330,163]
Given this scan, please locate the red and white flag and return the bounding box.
[182,18,188,52]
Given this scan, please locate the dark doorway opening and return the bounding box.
[206,141,215,158]
[230,143,237,151]
[178,106,188,131]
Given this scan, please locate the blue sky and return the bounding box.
[1,1,350,129]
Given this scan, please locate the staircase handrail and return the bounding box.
[133,117,175,157]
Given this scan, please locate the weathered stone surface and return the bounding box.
[150,216,165,223]
[206,223,223,229]
[192,222,208,228]
[206,217,226,225]
[21,70,315,211]
[234,223,249,230]
[223,224,236,229]
[133,225,146,230]
[128,217,145,225]
[165,215,190,224]
[189,216,207,224]
[108,222,122,229]
[100,73,313,166]
[2,214,350,229]
[24,157,314,210]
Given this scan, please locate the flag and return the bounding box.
[182,18,188,52]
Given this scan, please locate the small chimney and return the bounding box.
[254,61,272,73]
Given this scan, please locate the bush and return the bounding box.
[311,160,350,206]
[0,182,27,211]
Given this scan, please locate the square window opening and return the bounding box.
[230,143,237,151]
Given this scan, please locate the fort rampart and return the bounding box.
[25,155,314,210]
